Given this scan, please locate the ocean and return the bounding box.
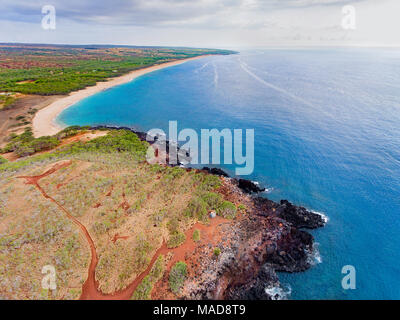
[58,48,400,299]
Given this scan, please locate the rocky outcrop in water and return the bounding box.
[202,167,230,177]
[276,200,326,229]
[182,182,325,300]
[236,179,266,193]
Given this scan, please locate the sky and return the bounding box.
[0,0,399,48]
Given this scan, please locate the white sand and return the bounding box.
[33,56,206,137]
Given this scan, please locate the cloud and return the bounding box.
[0,0,398,47]
[1,0,365,28]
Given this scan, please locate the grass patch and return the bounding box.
[192,229,200,242]
[200,192,223,210]
[213,247,221,257]
[0,94,16,109]
[1,127,60,156]
[169,261,187,295]
[131,255,165,300]
[216,201,237,219]
[0,46,235,95]
[167,231,186,249]
[0,128,149,172]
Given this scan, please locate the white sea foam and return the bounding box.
[264,284,292,300]
[263,187,274,194]
[251,180,274,194]
[306,242,322,266]
[311,210,329,223]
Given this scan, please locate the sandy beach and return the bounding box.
[32,56,207,137]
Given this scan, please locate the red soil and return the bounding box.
[17,160,230,300]
[111,234,130,243]
[106,186,113,197]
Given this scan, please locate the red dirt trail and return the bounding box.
[111,233,130,243]
[17,161,227,300]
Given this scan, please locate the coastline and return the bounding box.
[32,55,208,138]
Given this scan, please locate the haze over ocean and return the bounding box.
[58,48,400,299]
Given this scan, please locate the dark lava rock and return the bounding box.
[266,227,314,272]
[226,265,279,300]
[202,167,229,177]
[236,179,265,194]
[276,200,326,229]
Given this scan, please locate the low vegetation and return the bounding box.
[167,231,186,249]
[1,128,59,156]
[0,93,16,109]
[169,261,188,295]
[217,201,237,219]
[0,128,237,299]
[213,247,221,257]
[0,44,235,96]
[192,229,201,242]
[132,255,165,300]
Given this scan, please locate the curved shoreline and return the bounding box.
[32,56,208,138]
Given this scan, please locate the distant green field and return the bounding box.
[0,45,235,96]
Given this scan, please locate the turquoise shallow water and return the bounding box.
[58,48,400,299]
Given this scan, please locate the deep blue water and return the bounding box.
[58,48,400,300]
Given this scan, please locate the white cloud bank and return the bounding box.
[0,0,399,48]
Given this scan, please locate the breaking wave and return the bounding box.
[306,242,322,266]
[264,284,292,300]
[312,210,329,223]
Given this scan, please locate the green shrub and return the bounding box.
[149,255,165,282]
[198,174,222,191]
[131,255,165,300]
[200,192,223,210]
[167,231,186,249]
[169,261,187,295]
[82,130,149,158]
[213,247,221,257]
[0,94,16,109]
[28,136,60,152]
[184,197,208,222]
[237,204,247,214]
[0,130,150,172]
[14,144,35,157]
[134,234,152,271]
[1,128,60,157]
[132,275,152,300]
[192,229,200,242]
[56,125,88,140]
[217,201,237,219]
[0,156,7,164]
[166,217,179,234]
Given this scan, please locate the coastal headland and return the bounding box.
[0,126,326,300]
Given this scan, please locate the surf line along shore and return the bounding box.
[32,55,210,138]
